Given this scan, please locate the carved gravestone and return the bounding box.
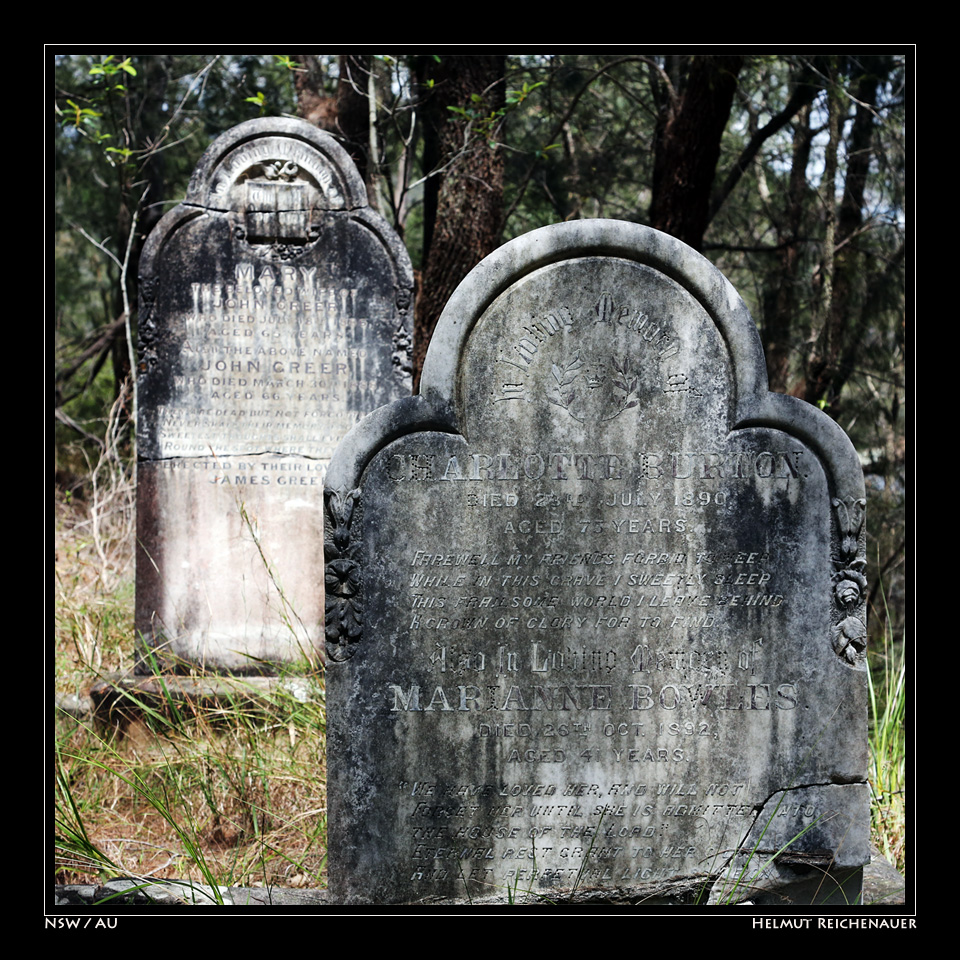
[136,118,413,674]
[324,221,869,905]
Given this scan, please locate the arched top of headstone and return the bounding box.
[185,116,368,212]
[329,220,863,507]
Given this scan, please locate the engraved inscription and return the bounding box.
[350,427,819,897]
[152,262,398,460]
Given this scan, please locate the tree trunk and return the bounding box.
[801,57,892,409]
[295,55,373,189]
[412,55,506,389]
[648,55,744,251]
[765,100,814,394]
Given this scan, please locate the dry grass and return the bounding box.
[54,428,329,891]
[55,700,329,889]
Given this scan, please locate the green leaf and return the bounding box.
[63,99,102,127]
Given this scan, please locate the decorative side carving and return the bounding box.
[391,286,414,377]
[137,275,159,370]
[392,322,412,378]
[324,487,363,662]
[833,496,866,561]
[832,613,868,665]
[831,496,867,665]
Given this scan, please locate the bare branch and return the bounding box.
[503,56,647,226]
[55,406,106,449]
[56,313,128,385]
[68,222,123,271]
[708,60,825,226]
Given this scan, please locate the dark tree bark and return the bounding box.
[708,56,827,227]
[765,100,815,394]
[648,55,744,251]
[801,56,894,409]
[412,55,506,389]
[295,55,338,129]
[113,54,171,412]
[295,54,372,187]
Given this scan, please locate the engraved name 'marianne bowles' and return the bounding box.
[347,435,804,886]
[351,439,809,883]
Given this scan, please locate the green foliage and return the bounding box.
[58,57,140,169]
[273,55,302,73]
[88,55,137,78]
[54,55,300,475]
[446,79,546,147]
[244,90,267,114]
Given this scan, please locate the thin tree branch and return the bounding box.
[55,407,106,449]
[503,56,647,226]
[68,222,123,271]
[707,62,824,226]
[56,314,128,385]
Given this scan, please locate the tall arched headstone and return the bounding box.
[324,220,868,904]
[136,118,413,674]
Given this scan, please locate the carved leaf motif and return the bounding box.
[552,356,583,387]
[604,354,641,420]
[324,486,363,660]
[832,496,866,560]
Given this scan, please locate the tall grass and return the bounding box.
[55,671,329,890]
[867,621,906,876]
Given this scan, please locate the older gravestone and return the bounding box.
[136,118,413,674]
[324,220,868,905]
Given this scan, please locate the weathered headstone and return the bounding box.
[136,118,413,674]
[324,220,868,905]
